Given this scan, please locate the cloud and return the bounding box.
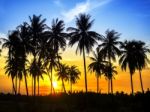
[61,0,111,23]
[0,32,7,39]
[53,0,64,8]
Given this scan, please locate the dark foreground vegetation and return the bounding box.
[0,91,149,112]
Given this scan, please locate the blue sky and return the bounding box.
[0,0,150,43]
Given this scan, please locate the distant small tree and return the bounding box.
[103,63,117,94]
[68,65,81,93]
[98,29,121,94]
[88,49,107,93]
[56,63,69,93]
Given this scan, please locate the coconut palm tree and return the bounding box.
[28,15,47,95]
[44,18,67,93]
[56,63,69,93]
[67,13,102,92]
[44,48,61,94]
[88,49,107,93]
[17,22,31,96]
[68,65,81,93]
[4,57,17,94]
[28,14,47,60]
[28,58,46,96]
[98,29,121,94]
[133,41,150,93]
[1,30,21,94]
[47,18,68,53]
[119,40,138,95]
[103,63,117,94]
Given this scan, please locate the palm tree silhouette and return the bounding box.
[47,18,67,53]
[68,65,81,93]
[56,63,69,93]
[67,13,102,92]
[2,30,21,94]
[4,57,17,94]
[133,41,150,93]
[44,48,61,94]
[88,49,107,93]
[119,40,138,95]
[103,63,117,94]
[47,18,68,93]
[28,59,46,96]
[17,22,30,96]
[98,29,121,94]
[28,15,47,95]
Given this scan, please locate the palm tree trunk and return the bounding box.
[130,73,134,95]
[97,75,99,93]
[47,69,55,94]
[53,85,55,94]
[62,79,66,93]
[51,66,53,94]
[111,78,113,94]
[108,80,110,94]
[139,70,144,93]
[18,79,21,94]
[38,76,39,96]
[70,79,72,93]
[15,76,18,94]
[24,71,28,96]
[12,78,16,95]
[32,76,34,96]
[34,76,36,96]
[108,53,113,94]
[83,47,88,93]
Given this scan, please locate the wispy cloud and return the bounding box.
[0,32,7,39]
[53,0,64,8]
[61,0,111,23]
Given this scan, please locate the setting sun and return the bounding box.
[53,81,58,89]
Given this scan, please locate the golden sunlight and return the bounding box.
[53,81,58,89]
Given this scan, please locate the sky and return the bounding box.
[0,0,150,94]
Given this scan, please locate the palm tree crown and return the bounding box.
[119,40,138,94]
[68,65,81,93]
[48,18,68,52]
[98,29,121,62]
[88,49,107,93]
[56,63,69,93]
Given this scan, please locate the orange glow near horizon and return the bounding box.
[0,47,150,95]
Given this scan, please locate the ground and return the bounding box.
[0,91,149,112]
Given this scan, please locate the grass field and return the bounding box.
[0,91,149,112]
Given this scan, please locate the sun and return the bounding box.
[53,81,58,88]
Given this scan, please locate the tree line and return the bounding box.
[0,13,149,96]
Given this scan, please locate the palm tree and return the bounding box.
[88,49,107,93]
[133,41,150,93]
[103,63,117,94]
[56,63,69,93]
[46,18,68,93]
[119,40,138,95]
[44,48,61,94]
[47,18,68,53]
[4,57,17,94]
[98,29,121,94]
[17,22,30,96]
[68,65,81,93]
[1,30,21,94]
[28,58,46,96]
[67,13,102,92]
[28,15,47,95]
